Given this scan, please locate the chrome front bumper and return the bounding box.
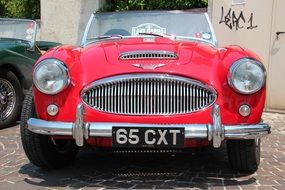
[27,104,270,148]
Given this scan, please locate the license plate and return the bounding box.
[112,127,185,148]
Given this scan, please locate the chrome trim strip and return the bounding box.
[224,124,270,139]
[204,13,218,47]
[28,118,72,135]
[28,119,209,138]
[81,13,95,46]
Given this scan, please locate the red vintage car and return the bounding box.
[21,11,270,172]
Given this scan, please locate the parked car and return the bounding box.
[21,11,270,172]
[0,18,60,128]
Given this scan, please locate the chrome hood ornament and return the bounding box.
[132,63,166,70]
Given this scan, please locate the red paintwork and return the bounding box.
[33,37,266,148]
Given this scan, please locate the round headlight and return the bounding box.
[33,59,70,95]
[228,58,266,95]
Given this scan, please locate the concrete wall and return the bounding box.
[40,0,106,45]
[208,0,273,70]
[35,20,41,41]
[208,0,285,112]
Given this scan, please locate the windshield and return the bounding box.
[82,11,217,46]
[0,18,37,46]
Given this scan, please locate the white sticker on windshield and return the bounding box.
[132,23,166,36]
[26,28,34,35]
[26,35,33,40]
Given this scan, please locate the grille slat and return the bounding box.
[119,51,178,60]
[98,87,101,110]
[82,74,216,115]
[104,84,107,111]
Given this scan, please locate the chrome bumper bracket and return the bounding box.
[210,104,225,148]
[72,103,87,146]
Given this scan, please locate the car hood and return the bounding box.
[75,38,221,83]
[100,37,196,66]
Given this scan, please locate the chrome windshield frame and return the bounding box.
[81,13,95,46]
[81,11,218,47]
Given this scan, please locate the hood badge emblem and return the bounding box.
[132,63,166,70]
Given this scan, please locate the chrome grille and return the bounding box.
[119,51,178,60]
[82,74,216,115]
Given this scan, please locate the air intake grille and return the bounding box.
[119,51,178,60]
[82,74,216,115]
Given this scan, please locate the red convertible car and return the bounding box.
[21,11,270,172]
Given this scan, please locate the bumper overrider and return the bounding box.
[27,103,270,148]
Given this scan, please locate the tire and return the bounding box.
[0,69,23,128]
[227,139,261,173]
[20,90,79,170]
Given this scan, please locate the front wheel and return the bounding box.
[227,139,261,173]
[20,90,79,170]
[0,69,23,128]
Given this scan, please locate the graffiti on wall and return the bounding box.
[219,6,257,31]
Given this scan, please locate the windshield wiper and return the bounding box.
[138,32,165,38]
[138,32,176,40]
[88,35,124,41]
[83,35,125,46]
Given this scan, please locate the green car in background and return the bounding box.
[0,18,60,128]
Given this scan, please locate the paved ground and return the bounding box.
[0,112,284,190]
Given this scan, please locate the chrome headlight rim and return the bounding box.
[33,58,70,95]
[228,58,266,95]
